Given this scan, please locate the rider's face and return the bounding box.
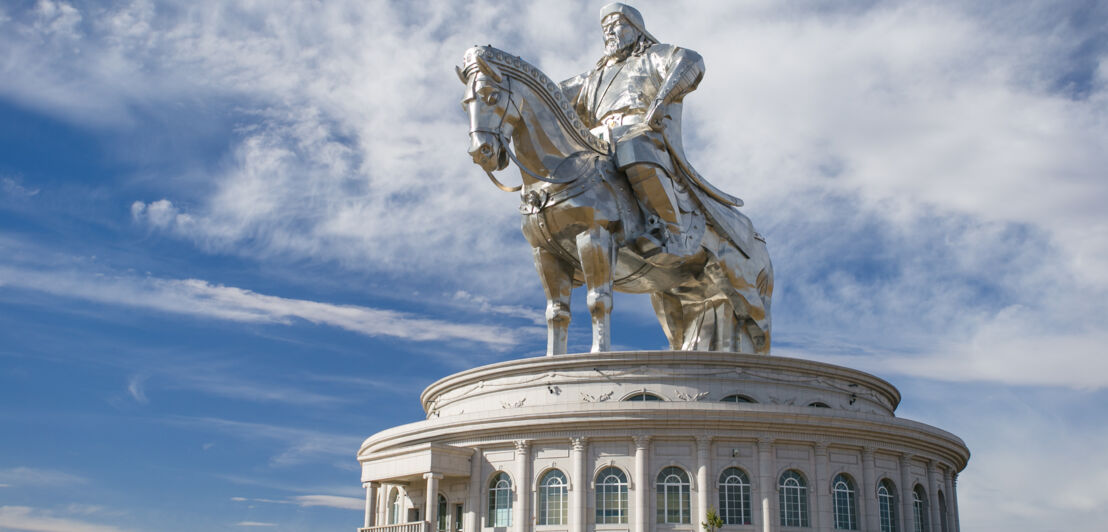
[602,14,637,56]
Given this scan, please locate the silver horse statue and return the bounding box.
[460,46,772,355]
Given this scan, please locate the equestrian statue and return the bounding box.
[459,3,773,355]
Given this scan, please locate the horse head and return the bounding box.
[459,53,514,173]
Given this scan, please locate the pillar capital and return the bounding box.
[696,435,713,451]
[571,436,587,451]
[814,440,829,455]
[423,472,444,480]
[632,434,652,449]
[363,480,379,488]
[514,439,531,452]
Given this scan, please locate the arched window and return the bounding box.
[718,467,751,525]
[595,466,628,524]
[437,494,448,532]
[878,479,898,532]
[912,485,929,532]
[624,392,664,401]
[721,394,756,403]
[487,472,513,527]
[938,490,949,532]
[808,401,831,408]
[831,474,857,530]
[778,470,809,527]
[537,470,568,525]
[387,487,401,525]
[656,466,691,524]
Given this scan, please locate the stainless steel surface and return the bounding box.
[460,5,772,355]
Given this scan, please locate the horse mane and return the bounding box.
[464,46,609,156]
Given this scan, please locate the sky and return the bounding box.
[0,0,1106,530]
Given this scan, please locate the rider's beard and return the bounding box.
[604,32,638,61]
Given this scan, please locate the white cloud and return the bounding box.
[4,0,1100,363]
[0,506,129,532]
[235,522,276,527]
[897,382,1108,531]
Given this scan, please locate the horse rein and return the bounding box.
[468,73,581,191]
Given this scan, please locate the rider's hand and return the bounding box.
[646,99,666,131]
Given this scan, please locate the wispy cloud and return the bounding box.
[1,177,39,199]
[231,495,363,511]
[0,467,88,488]
[125,375,148,405]
[235,522,276,528]
[291,495,362,511]
[168,417,362,467]
[0,506,129,532]
[0,263,532,349]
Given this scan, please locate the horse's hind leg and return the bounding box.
[650,292,685,350]
[576,226,615,353]
[532,247,574,356]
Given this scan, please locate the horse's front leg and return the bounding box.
[576,226,615,352]
[532,246,574,356]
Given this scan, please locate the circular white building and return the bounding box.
[356,351,968,532]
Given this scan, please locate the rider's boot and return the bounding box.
[626,164,689,262]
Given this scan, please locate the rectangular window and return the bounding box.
[454,504,463,532]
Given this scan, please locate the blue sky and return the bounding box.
[1,0,1106,530]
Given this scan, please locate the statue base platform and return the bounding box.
[357,351,968,532]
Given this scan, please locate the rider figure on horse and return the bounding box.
[560,2,714,262]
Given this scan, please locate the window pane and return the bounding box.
[719,468,751,525]
[832,474,856,530]
[656,467,691,524]
[913,486,929,532]
[878,481,898,532]
[596,467,628,524]
[488,473,513,527]
[778,471,809,527]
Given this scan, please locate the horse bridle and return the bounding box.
[468,73,580,192]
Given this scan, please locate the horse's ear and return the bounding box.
[455,65,468,84]
[475,55,503,83]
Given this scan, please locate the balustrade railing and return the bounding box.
[359,521,430,532]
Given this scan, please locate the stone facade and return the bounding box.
[357,352,968,532]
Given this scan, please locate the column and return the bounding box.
[927,463,941,532]
[941,468,953,532]
[950,472,961,532]
[899,454,913,532]
[633,435,651,532]
[379,484,389,526]
[570,437,588,532]
[364,481,379,529]
[756,437,773,532]
[514,440,531,532]
[426,473,444,530]
[813,442,829,531]
[467,449,484,532]
[696,436,711,530]
[861,447,878,532]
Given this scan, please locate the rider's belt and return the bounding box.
[590,112,646,147]
[601,112,644,129]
